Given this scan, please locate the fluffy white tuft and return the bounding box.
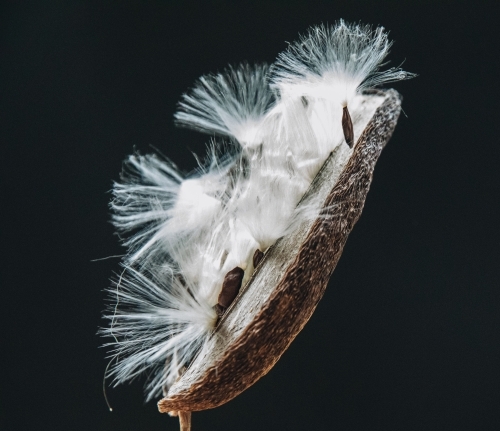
[112,150,238,265]
[102,265,217,401]
[270,20,415,106]
[175,63,275,148]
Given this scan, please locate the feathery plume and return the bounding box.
[175,63,275,148]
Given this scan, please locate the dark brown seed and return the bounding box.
[342,105,354,148]
[217,267,245,308]
[253,249,264,268]
[213,303,225,318]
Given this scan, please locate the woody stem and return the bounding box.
[179,411,192,431]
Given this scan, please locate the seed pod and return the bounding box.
[158,89,401,413]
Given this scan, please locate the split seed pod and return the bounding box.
[159,89,402,413]
[102,21,414,431]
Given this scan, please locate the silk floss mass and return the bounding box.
[101,20,415,430]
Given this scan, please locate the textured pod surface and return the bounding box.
[159,89,402,412]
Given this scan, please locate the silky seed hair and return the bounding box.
[101,20,414,402]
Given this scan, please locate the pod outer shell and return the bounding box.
[159,89,402,413]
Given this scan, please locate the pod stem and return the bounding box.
[179,411,192,431]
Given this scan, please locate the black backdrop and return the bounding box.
[2,1,500,430]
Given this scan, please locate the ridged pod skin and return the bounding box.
[159,89,402,413]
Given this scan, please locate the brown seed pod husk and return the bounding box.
[159,89,402,413]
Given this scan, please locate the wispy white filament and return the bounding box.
[175,63,275,148]
[102,266,217,401]
[102,20,414,401]
[270,20,413,104]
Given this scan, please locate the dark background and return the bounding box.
[2,1,499,430]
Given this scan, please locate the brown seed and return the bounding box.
[253,249,264,268]
[342,105,354,148]
[213,303,225,319]
[217,267,245,309]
